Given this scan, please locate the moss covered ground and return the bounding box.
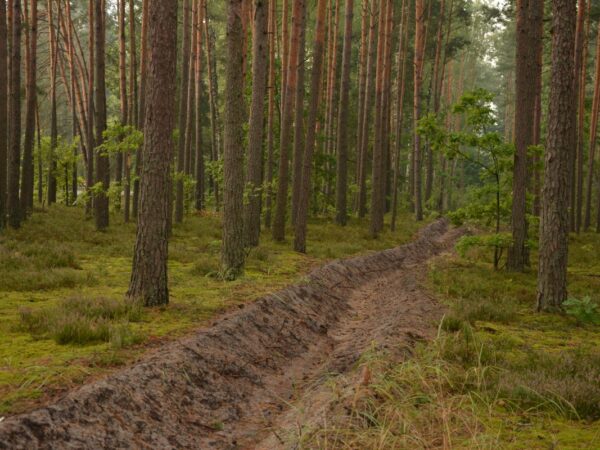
[0,205,424,415]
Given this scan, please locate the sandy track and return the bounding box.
[0,220,463,450]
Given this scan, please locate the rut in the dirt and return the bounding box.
[0,219,461,450]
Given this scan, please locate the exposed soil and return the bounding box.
[0,219,464,450]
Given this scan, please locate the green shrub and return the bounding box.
[563,296,600,326]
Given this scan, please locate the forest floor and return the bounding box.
[0,205,425,416]
[0,216,457,449]
[1,208,600,449]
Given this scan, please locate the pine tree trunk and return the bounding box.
[0,0,6,229]
[293,0,327,253]
[584,22,600,230]
[204,9,221,209]
[47,0,58,207]
[133,0,148,219]
[413,0,426,222]
[117,0,128,213]
[358,1,378,218]
[194,0,205,211]
[354,0,368,212]
[391,0,408,231]
[221,0,246,279]
[85,0,94,217]
[64,0,79,206]
[272,0,305,242]
[20,0,36,215]
[175,0,192,224]
[7,0,21,228]
[570,0,585,232]
[334,0,354,226]
[324,0,341,205]
[94,0,109,231]
[370,0,388,237]
[244,0,269,247]
[507,0,542,270]
[290,2,307,225]
[128,0,177,307]
[124,0,137,222]
[264,0,276,228]
[575,1,589,232]
[537,0,576,311]
[184,0,198,183]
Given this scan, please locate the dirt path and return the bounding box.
[0,220,463,450]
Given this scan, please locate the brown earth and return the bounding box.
[0,219,464,450]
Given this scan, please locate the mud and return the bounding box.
[0,219,463,449]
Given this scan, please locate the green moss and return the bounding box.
[0,206,423,415]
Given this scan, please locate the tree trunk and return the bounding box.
[194,0,205,211]
[128,0,178,307]
[204,8,221,209]
[117,0,128,212]
[64,0,80,206]
[290,1,307,225]
[507,0,542,270]
[47,0,58,207]
[264,0,276,228]
[7,0,22,228]
[20,0,36,215]
[221,0,247,279]
[175,0,192,224]
[575,1,589,232]
[244,0,269,247]
[358,1,379,218]
[272,0,305,242]
[133,0,148,219]
[124,0,137,222]
[184,0,198,184]
[0,0,6,229]
[370,0,388,237]
[537,0,576,311]
[85,0,94,217]
[323,0,341,204]
[570,0,585,232]
[334,0,354,226]
[354,0,368,212]
[413,0,426,222]
[391,0,408,231]
[293,0,327,253]
[94,0,109,231]
[584,22,600,230]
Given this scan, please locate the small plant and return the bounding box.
[563,296,600,326]
[18,296,144,346]
[190,255,220,277]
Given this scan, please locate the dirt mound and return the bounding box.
[0,219,459,450]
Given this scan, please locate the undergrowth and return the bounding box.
[303,231,600,449]
[0,205,424,415]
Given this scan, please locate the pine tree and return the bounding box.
[294,0,327,253]
[221,0,247,279]
[537,0,576,311]
[244,0,269,247]
[0,0,7,230]
[334,0,354,226]
[7,0,22,229]
[94,0,109,231]
[128,0,178,306]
